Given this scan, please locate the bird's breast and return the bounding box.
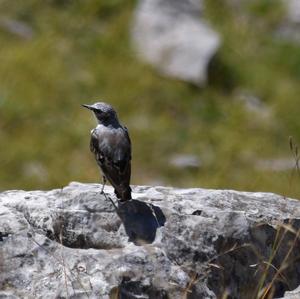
[92,125,130,154]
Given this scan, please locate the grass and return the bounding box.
[181,222,300,299]
[0,0,300,199]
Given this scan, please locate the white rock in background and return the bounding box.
[131,0,220,86]
[0,18,34,40]
[277,0,300,42]
[235,90,273,120]
[169,154,201,169]
[255,157,295,171]
[286,0,300,24]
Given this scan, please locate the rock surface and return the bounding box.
[131,0,220,86]
[1,182,300,298]
[279,285,300,299]
[277,0,300,42]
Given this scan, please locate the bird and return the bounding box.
[82,102,132,202]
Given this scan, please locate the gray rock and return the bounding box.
[255,157,295,172]
[169,154,201,169]
[235,90,272,119]
[276,0,300,42]
[131,0,220,86]
[0,18,34,40]
[280,285,300,299]
[1,182,300,298]
[285,0,300,24]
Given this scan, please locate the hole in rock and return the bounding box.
[192,210,202,216]
[0,232,9,241]
[109,276,168,299]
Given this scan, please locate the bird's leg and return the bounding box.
[100,176,118,213]
[100,176,107,194]
[102,192,118,213]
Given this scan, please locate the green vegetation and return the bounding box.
[0,0,300,198]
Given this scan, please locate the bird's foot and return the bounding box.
[101,191,118,211]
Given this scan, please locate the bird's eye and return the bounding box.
[97,111,108,119]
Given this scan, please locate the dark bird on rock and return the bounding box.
[82,102,132,202]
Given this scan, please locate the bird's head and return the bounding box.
[82,102,118,125]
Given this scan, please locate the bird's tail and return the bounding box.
[115,186,132,202]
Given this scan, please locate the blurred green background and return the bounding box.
[1,0,300,198]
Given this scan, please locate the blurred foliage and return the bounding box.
[0,0,300,198]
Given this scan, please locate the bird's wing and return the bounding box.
[113,126,131,173]
[90,130,104,164]
[90,127,131,191]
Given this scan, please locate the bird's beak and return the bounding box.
[81,104,94,110]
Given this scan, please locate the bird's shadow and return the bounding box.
[116,199,166,246]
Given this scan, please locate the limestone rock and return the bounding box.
[169,154,201,169]
[281,285,300,299]
[131,0,220,86]
[286,0,300,24]
[0,18,34,40]
[1,182,300,298]
[277,0,300,42]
